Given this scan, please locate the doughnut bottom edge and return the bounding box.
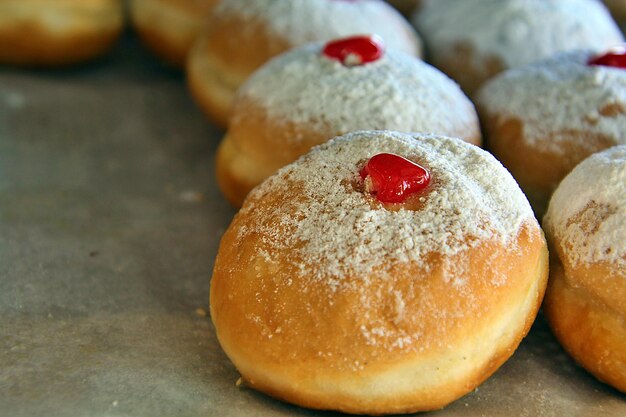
[211,240,549,414]
[544,261,626,393]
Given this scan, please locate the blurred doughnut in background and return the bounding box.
[0,0,125,66]
[186,0,422,128]
[129,0,220,67]
[413,0,624,95]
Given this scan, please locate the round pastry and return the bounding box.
[210,130,548,414]
[187,0,422,127]
[0,0,125,66]
[413,0,624,95]
[543,145,626,393]
[476,48,626,217]
[217,35,481,207]
[603,0,626,23]
[129,0,219,67]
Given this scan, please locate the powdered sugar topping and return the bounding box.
[240,131,535,281]
[234,44,478,143]
[544,145,626,269]
[476,50,626,154]
[214,0,421,55]
[414,0,623,69]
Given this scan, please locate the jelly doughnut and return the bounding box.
[217,36,480,207]
[0,0,124,66]
[129,0,219,67]
[543,145,626,393]
[413,0,623,95]
[210,130,548,414]
[187,0,422,127]
[476,48,626,216]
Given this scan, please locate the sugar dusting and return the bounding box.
[239,131,534,282]
[235,44,478,143]
[476,50,626,154]
[213,0,420,55]
[544,145,626,269]
[414,0,623,70]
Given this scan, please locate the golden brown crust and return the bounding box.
[0,0,124,66]
[479,113,617,218]
[0,24,121,66]
[543,257,626,392]
[214,136,260,207]
[201,12,291,78]
[186,34,247,128]
[130,0,219,67]
[185,13,290,126]
[132,25,187,67]
[226,97,335,172]
[211,192,548,413]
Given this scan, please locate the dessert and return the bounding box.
[187,0,422,127]
[413,0,624,95]
[210,130,548,414]
[129,0,219,67]
[216,35,481,207]
[0,0,124,66]
[543,145,626,393]
[476,48,626,216]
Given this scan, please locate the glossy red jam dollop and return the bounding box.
[360,153,430,204]
[588,47,626,68]
[322,35,384,66]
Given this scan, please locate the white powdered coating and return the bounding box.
[544,145,626,269]
[414,0,623,69]
[213,0,420,55]
[235,44,477,141]
[476,50,626,154]
[241,131,535,281]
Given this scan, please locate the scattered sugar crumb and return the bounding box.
[179,190,204,203]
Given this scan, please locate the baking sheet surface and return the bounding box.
[1,37,624,417]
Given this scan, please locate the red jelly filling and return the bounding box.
[322,35,385,66]
[588,47,626,68]
[360,153,430,204]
